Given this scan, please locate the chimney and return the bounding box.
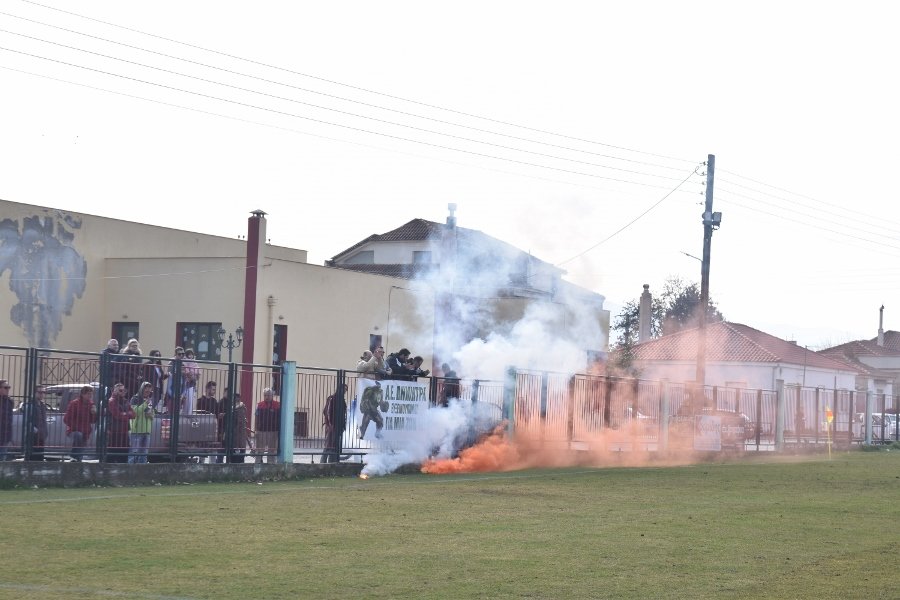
[638,284,652,343]
[878,305,885,346]
[446,202,457,228]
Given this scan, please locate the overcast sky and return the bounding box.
[1,1,897,349]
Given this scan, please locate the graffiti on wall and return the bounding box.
[0,214,88,347]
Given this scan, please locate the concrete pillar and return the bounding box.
[775,379,785,451]
[277,361,296,464]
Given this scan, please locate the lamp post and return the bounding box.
[217,326,244,362]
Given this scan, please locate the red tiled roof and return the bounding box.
[632,321,858,372]
[822,331,900,357]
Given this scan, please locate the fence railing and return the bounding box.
[1,344,897,464]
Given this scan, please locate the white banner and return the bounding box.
[354,379,429,443]
[693,415,723,451]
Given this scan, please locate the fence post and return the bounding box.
[22,348,38,460]
[169,358,183,463]
[659,379,670,453]
[223,362,236,462]
[540,372,549,422]
[755,388,762,450]
[277,361,296,464]
[775,379,785,451]
[566,376,575,447]
[864,390,873,445]
[503,367,516,436]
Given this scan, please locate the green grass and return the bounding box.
[1,451,898,599]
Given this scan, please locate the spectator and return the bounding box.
[64,385,97,462]
[411,356,431,378]
[0,379,12,461]
[164,347,185,412]
[146,350,168,410]
[22,385,49,461]
[99,338,124,400]
[357,346,390,380]
[181,348,200,415]
[254,388,280,463]
[359,381,385,440]
[321,384,348,464]
[197,381,221,463]
[107,383,134,463]
[128,382,154,464]
[386,348,411,379]
[440,363,460,407]
[121,338,144,397]
[356,350,372,370]
[227,393,250,463]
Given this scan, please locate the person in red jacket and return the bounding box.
[64,385,97,462]
[254,388,280,463]
[107,383,134,463]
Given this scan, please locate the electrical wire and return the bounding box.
[0,64,704,203]
[0,9,690,174]
[553,164,702,268]
[0,26,689,183]
[0,45,700,190]
[15,0,699,165]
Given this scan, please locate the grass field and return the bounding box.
[1,451,898,599]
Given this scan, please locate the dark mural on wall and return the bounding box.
[0,214,88,347]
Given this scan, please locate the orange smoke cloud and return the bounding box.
[421,420,710,475]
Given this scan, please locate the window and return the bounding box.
[176,322,222,361]
[111,322,139,348]
[413,251,432,264]
[369,334,383,352]
[345,250,374,265]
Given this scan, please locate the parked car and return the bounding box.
[669,407,756,451]
[852,412,899,442]
[11,383,219,460]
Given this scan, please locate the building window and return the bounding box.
[413,251,432,264]
[111,322,139,348]
[369,334,383,352]
[345,250,374,265]
[176,322,222,361]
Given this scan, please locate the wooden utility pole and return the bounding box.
[695,154,720,386]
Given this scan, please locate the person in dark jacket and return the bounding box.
[0,379,13,461]
[321,384,348,463]
[22,385,49,461]
[385,348,411,379]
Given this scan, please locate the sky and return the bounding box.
[1,1,898,350]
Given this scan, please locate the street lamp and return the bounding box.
[217,326,244,362]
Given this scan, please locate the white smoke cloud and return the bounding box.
[360,399,497,476]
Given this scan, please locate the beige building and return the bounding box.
[0,199,609,376]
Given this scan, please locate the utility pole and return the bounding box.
[695,154,721,386]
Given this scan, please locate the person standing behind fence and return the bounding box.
[107,383,134,463]
[228,393,250,463]
[358,347,391,380]
[321,384,348,463]
[23,385,49,461]
[129,382,154,464]
[181,348,200,415]
[147,350,168,410]
[64,385,97,462]
[254,388,280,463]
[121,338,144,397]
[0,380,13,461]
[99,339,122,400]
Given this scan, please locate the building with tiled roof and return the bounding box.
[326,207,610,369]
[630,321,859,391]
[818,308,900,395]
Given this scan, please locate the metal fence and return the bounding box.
[2,344,898,464]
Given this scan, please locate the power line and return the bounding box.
[554,165,702,268]
[16,0,698,165]
[0,9,690,174]
[0,45,700,191]
[716,184,900,243]
[0,27,688,183]
[717,176,900,236]
[0,63,700,200]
